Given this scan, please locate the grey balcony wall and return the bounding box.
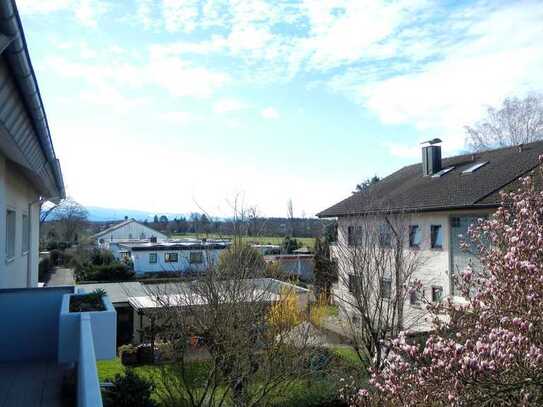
[0,286,74,362]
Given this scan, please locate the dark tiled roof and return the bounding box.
[318,141,543,217]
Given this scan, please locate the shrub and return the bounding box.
[119,345,138,366]
[46,240,59,251]
[49,249,62,266]
[103,369,156,407]
[77,262,135,282]
[90,248,115,266]
[38,257,51,282]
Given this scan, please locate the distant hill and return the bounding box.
[85,206,190,222]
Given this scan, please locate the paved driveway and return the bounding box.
[46,267,75,286]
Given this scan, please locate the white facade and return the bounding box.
[131,248,224,275]
[332,209,492,332]
[0,153,41,288]
[93,220,167,247]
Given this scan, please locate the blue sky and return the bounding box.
[18,0,543,217]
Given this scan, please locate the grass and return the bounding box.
[321,305,339,318]
[331,346,366,367]
[171,233,316,248]
[98,350,362,407]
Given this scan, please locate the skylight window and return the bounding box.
[462,161,488,174]
[432,166,455,178]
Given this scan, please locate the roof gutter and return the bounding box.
[0,0,65,200]
[316,203,500,218]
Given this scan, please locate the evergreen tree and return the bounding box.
[313,237,336,302]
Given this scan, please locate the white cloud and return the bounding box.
[160,111,194,124]
[162,0,200,33]
[80,84,147,113]
[48,43,229,100]
[147,53,229,98]
[74,0,104,27]
[19,0,109,27]
[327,1,543,150]
[260,107,279,119]
[17,0,73,14]
[213,98,247,113]
[383,143,420,159]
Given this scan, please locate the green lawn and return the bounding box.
[331,346,366,367]
[98,351,359,406]
[97,358,159,382]
[171,233,316,248]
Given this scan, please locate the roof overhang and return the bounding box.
[317,203,500,218]
[0,0,64,199]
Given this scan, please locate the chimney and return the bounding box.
[421,138,442,176]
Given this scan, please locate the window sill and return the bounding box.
[430,247,444,251]
[22,251,29,256]
[5,257,15,264]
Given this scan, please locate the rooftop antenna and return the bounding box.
[420,138,442,145]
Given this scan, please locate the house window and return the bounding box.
[450,217,460,228]
[380,278,392,299]
[140,232,146,239]
[431,225,443,249]
[409,288,422,305]
[149,253,157,264]
[348,274,362,295]
[22,214,29,253]
[5,209,15,260]
[432,286,443,303]
[347,226,362,246]
[128,233,133,239]
[164,252,178,263]
[379,224,392,247]
[409,225,421,248]
[190,251,203,264]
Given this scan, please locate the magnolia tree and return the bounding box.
[348,162,543,406]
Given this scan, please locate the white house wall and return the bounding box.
[0,152,41,288]
[131,249,224,275]
[331,209,492,333]
[97,222,167,245]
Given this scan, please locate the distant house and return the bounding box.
[92,219,167,247]
[252,244,281,256]
[264,254,315,281]
[318,140,543,332]
[116,239,230,276]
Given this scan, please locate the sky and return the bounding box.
[17,0,543,217]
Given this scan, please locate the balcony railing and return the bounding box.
[0,286,116,407]
[78,313,103,407]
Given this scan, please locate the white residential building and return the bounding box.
[0,5,65,289]
[318,140,543,332]
[92,219,167,247]
[116,239,230,276]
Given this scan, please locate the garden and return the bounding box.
[98,345,364,407]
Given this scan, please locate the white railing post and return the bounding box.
[78,313,104,407]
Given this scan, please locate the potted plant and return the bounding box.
[69,288,107,312]
[58,287,117,363]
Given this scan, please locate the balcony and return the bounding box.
[0,286,116,407]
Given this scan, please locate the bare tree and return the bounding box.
[286,198,295,236]
[465,93,543,152]
[140,239,318,407]
[333,210,428,373]
[46,198,89,242]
